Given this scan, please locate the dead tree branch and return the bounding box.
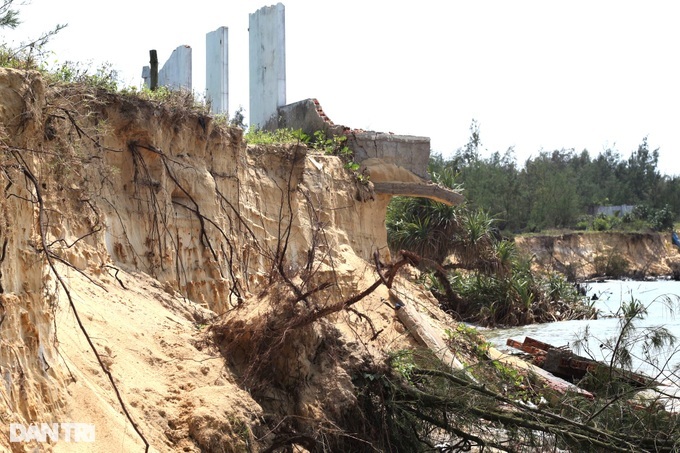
[285,250,414,331]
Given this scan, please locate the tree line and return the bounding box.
[434,122,680,233]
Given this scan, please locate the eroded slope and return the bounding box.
[0,68,456,452]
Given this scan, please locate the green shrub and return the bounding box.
[446,262,584,327]
[650,204,675,231]
[593,216,610,231]
[633,204,651,220]
[48,61,119,92]
[574,217,591,230]
[244,128,307,145]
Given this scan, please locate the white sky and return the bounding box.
[4,1,679,176]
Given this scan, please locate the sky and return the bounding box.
[3,1,679,176]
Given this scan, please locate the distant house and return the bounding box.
[593,205,635,217]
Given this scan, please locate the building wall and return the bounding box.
[206,27,229,115]
[249,3,286,129]
[276,99,431,180]
[158,45,192,91]
[594,205,635,217]
[348,132,431,181]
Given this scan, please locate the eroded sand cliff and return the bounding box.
[0,68,460,452]
[5,68,677,452]
[516,232,680,280]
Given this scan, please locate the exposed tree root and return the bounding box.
[8,148,150,452]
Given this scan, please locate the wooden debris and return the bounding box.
[507,336,656,388]
[487,346,594,399]
[389,288,476,382]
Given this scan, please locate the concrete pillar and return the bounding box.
[206,27,229,115]
[141,66,150,89]
[249,3,286,129]
[158,45,192,91]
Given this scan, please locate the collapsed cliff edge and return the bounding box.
[0,68,470,452]
[516,232,680,281]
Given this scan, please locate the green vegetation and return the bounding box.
[387,158,591,326]
[308,129,368,182]
[574,204,676,233]
[438,122,679,233]
[387,122,678,323]
[310,129,350,156]
[386,170,464,263]
[48,60,120,92]
[47,60,213,116]
[0,1,66,70]
[338,290,680,452]
[4,5,679,449]
[244,127,306,145]
[0,2,244,125]
[0,1,20,30]
[445,324,491,360]
[346,347,680,451]
[571,291,679,403]
[376,122,680,448]
[245,128,368,183]
[445,263,590,326]
[593,250,631,279]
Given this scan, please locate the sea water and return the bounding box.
[484,280,680,385]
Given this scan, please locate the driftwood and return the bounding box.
[388,276,590,394]
[388,287,479,384]
[507,336,655,388]
[487,345,594,399]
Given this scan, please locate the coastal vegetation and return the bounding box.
[386,161,593,327]
[384,121,679,328]
[433,121,679,234]
[349,298,680,452]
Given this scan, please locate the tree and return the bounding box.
[624,137,661,205]
[447,122,527,231]
[587,148,625,205]
[446,119,482,173]
[656,176,680,218]
[386,166,466,264]
[431,127,678,233]
[0,1,21,30]
[461,148,524,231]
[351,298,680,453]
[0,0,66,68]
[523,150,580,229]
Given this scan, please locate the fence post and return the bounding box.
[149,50,158,90]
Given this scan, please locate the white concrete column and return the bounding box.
[141,66,150,89]
[206,27,229,115]
[249,3,286,129]
[158,45,192,91]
